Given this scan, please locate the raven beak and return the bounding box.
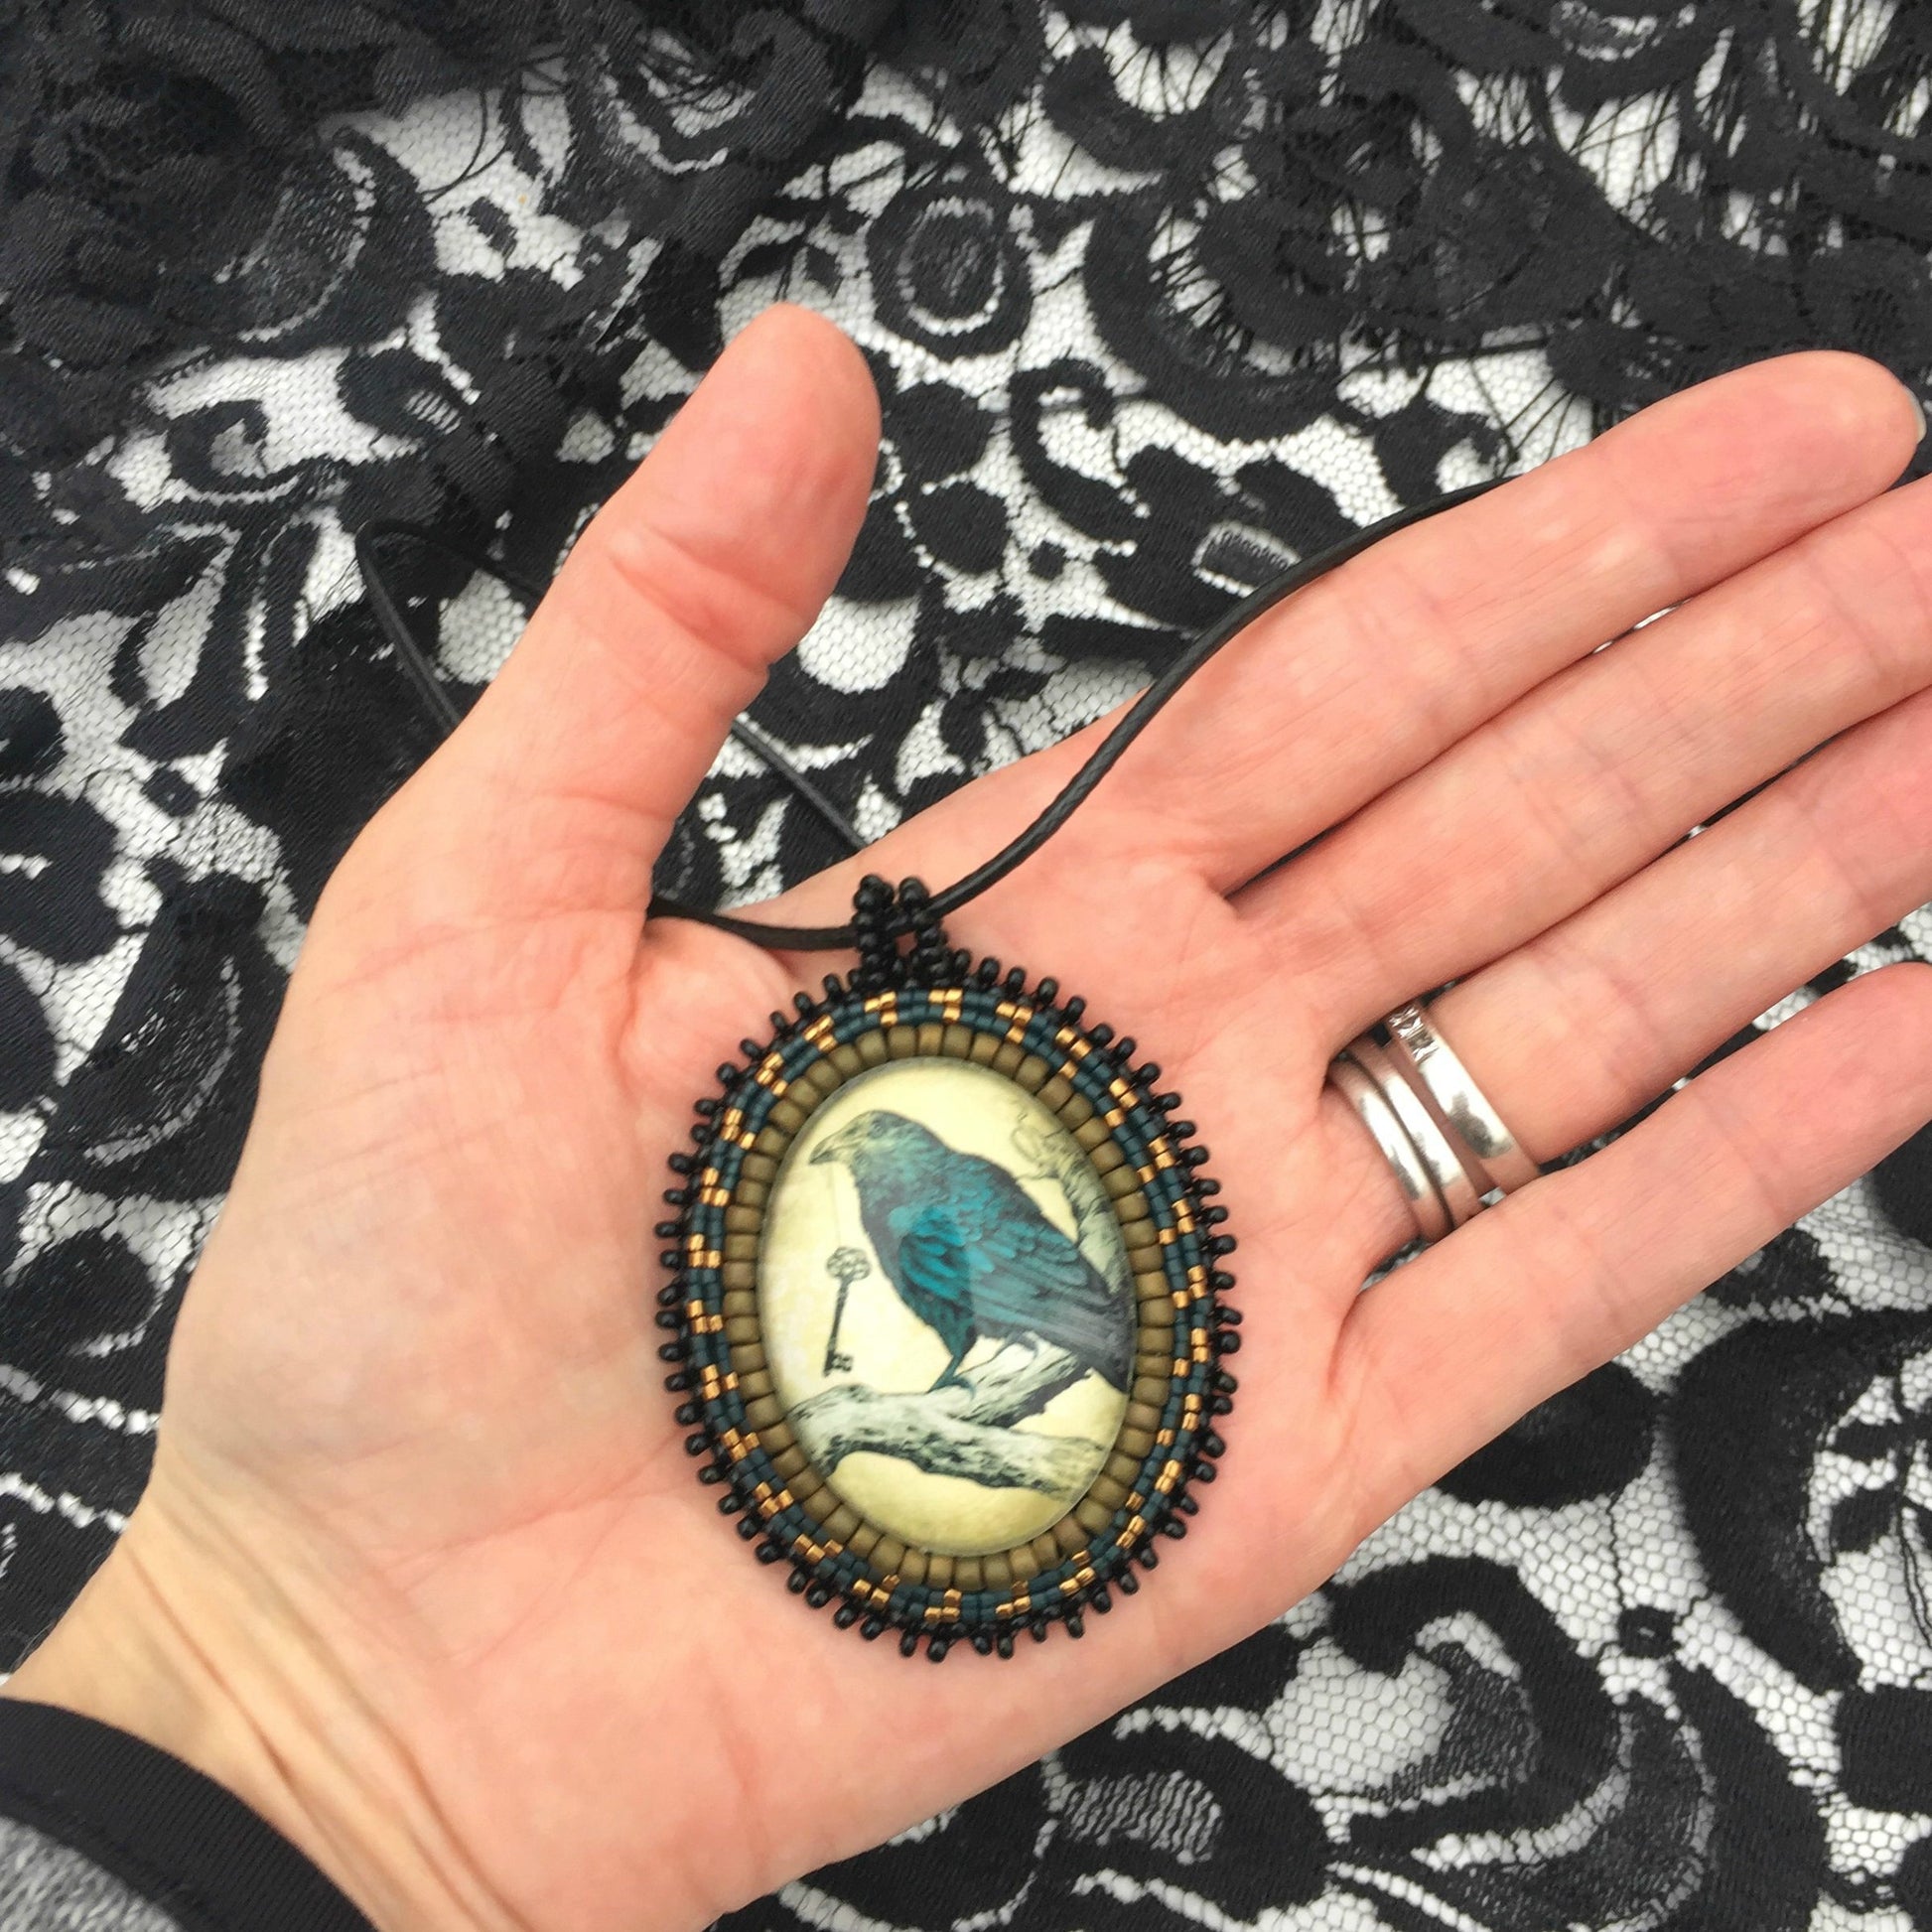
[812,1117,863,1165]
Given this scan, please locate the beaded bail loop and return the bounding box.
[852,875,951,990]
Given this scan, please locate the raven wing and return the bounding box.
[895,1208,976,1313]
[890,1154,1127,1378]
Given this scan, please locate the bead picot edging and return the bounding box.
[656,878,1239,1660]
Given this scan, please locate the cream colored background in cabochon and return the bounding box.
[759,1058,1132,1556]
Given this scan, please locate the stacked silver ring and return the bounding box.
[1327,1002,1539,1245]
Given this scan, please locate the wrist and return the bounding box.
[4,1467,513,1932]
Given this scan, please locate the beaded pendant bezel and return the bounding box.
[658,903,1237,1659]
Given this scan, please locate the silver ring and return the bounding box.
[1383,1002,1540,1192]
[1327,1056,1450,1243]
[1343,1036,1485,1231]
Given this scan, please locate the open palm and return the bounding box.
[16,308,1932,1932]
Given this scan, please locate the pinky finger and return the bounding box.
[1331,962,1932,1528]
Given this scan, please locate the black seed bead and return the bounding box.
[1202,1205,1229,1227]
[1138,1546,1160,1570]
[656,1284,681,1307]
[1191,1461,1217,1483]
[1210,1270,1235,1292]
[861,1617,886,1641]
[1004,966,1027,996]
[688,1125,709,1146]
[757,1541,785,1565]
[899,1630,920,1658]
[768,1011,789,1035]
[1202,1431,1226,1456]
[740,1039,765,1059]
[1181,1147,1210,1169]
[663,1371,691,1392]
[1090,1023,1114,1045]
[1175,1492,1199,1515]
[972,1631,994,1655]
[1061,995,1085,1022]
[948,947,973,979]
[1155,1091,1182,1112]
[1209,1234,1237,1257]
[717,1494,743,1517]
[657,1341,686,1362]
[1216,1307,1242,1326]
[662,1187,690,1207]
[786,1569,810,1593]
[716,1063,740,1087]
[695,1097,719,1118]
[654,1310,681,1331]
[833,1602,861,1629]
[1167,1119,1195,1140]
[1035,977,1059,1004]
[1090,1587,1113,1614]
[798,990,820,1014]
[1135,1061,1161,1087]
[1065,1611,1085,1639]
[976,957,1002,986]
[1117,1569,1140,1595]
[927,1636,951,1663]
[669,1154,695,1175]
[1162,1518,1187,1539]
[1213,1330,1242,1355]
[1209,1393,1233,1416]
[658,1251,680,1270]
[697,1463,724,1484]
[805,1582,833,1608]
[673,1402,699,1426]
[1114,1036,1137,1061]
[1029,1618,1050,1644]
[684,1432,710,1456]
[996,1630,1016,1659]
[736,1516,759,1539]
[1213,1369,1239,1393]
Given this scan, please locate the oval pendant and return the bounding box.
[661,932,1235,1658]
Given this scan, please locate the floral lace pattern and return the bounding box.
[4,3,1932,1924]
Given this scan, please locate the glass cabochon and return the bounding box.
[759,1059,1135,1557]
[663,960,1233,1656]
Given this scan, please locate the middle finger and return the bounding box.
[1131,351,1916,891]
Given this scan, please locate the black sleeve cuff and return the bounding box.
[0,1698,373,1931]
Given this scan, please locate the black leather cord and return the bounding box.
[353,523,866,855]
[356,478,1504,951]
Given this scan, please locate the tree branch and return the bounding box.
[792,1346,1103,1492]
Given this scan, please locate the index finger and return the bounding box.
[751,352,1920,951]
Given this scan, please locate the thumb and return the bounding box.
[364,305,879,946]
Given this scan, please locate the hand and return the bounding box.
[10,307,1932,1932]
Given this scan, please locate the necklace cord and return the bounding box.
[356,478,1504,952]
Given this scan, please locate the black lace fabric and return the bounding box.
[4,3,1932,1925]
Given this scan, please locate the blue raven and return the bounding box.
[810,1109,1132,1394]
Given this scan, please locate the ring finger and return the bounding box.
[1239,464,1932,1039]
[1313,679,1932,1269]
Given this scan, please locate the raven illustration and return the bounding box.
[810,1109,1132,1394]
